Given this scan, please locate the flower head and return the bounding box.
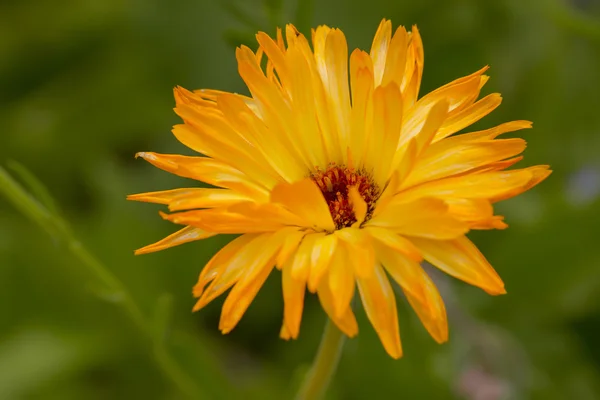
[128,19,550,358]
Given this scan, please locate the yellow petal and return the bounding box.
[375,244,448,343]
[370,19,392,86]
[364,226,423,262]
[367,198,469,240]
[490,166,552,203]
[317,273,359,337]
[308,233,338,292]
[323,28,352,158]
[406,138,527,188]
[434,93,503,141]
[128,188,251,210]
[159,208,286,234]
[192,233,263,309]
[277,229,307,269]
[135,226,216,255]
[219,232,286,333]
[171,122,278,189]
[370,83,404,186]
[348,185,367,226]
[381,25,409,87]
[356,264,403,359]
[411,236,506,295]
[328,249,355,318]
[393,99,449,176]
[133,152,269,200]
[334,227,375,278]
[399,73,482,148]
[285,46,327,168]
[349,50,374,167]
[216,92,312,180]
[271,179,336,232]
[290,233,324,281]
[398,166,551,204]
[282,258,306,339]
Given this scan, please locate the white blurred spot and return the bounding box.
[566,166,600,207]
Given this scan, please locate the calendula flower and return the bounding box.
[128,19,550,359]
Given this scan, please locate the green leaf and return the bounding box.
[7,160,60,217]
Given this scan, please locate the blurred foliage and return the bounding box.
[1,0,600,399]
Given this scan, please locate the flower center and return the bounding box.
[311,164,380,230]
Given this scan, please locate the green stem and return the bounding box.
[0,166,204,398]
[295,319,346,400]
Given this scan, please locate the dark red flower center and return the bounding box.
[311,164,380,230]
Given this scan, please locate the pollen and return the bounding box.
[311,163,381,230]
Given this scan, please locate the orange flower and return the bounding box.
[128,19,550,358]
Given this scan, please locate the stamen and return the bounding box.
[311,163,380,230]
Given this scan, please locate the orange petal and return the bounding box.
[356,264,403,359]
[367,198,469,240]
[290,233,324,281]
[376,244,448,343]
[271,179,336,232]
[276,229,307,269]
[334,227,375,278]
[317,273,359,338]
[398,166,551,204]
[281,259,306,339]
[135,226,216,255]
[406,138,527,188]
[133,152,268,200]
[218,233,286,333]
[381,25,409,88]
[370,83,404,186]
[364,226,423,262]
[370,19,392,86]
[328,249,355,318]
[434,93,503,141]
[393,99,449,176]
[308,233,338,292]
[128,188,250,210]
[411,236,506,295]
[192,233,263,309]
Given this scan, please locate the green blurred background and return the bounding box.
[2,0,600,399]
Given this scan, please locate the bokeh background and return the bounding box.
[2,0,600,399]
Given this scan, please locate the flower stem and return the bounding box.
[0,165,206,398]
[295,319,346,400]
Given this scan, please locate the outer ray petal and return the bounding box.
[334,227,375,278]
[127,188,251,211]
[405,138,527,188]
[317,273,359,337]
[392,99,449,176]
[281,257,306,339]
[290,233,324,281]
[135,226,217,255]
[133,152,269,200]
[381,26,408,87]
[356,264,403,359]
[308,233,338,292]
[398,166,552,204]
[370,19,392,86]
[375,242,448,343]
[328,249,355,318]
[411,236,506,295]
[367,198,469,239]
[364,226,423,262]
[370,83,404,186]
[400,72,483,147]
[434,93,503,141]
[218,232,287,333]
[192,233,263,309]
